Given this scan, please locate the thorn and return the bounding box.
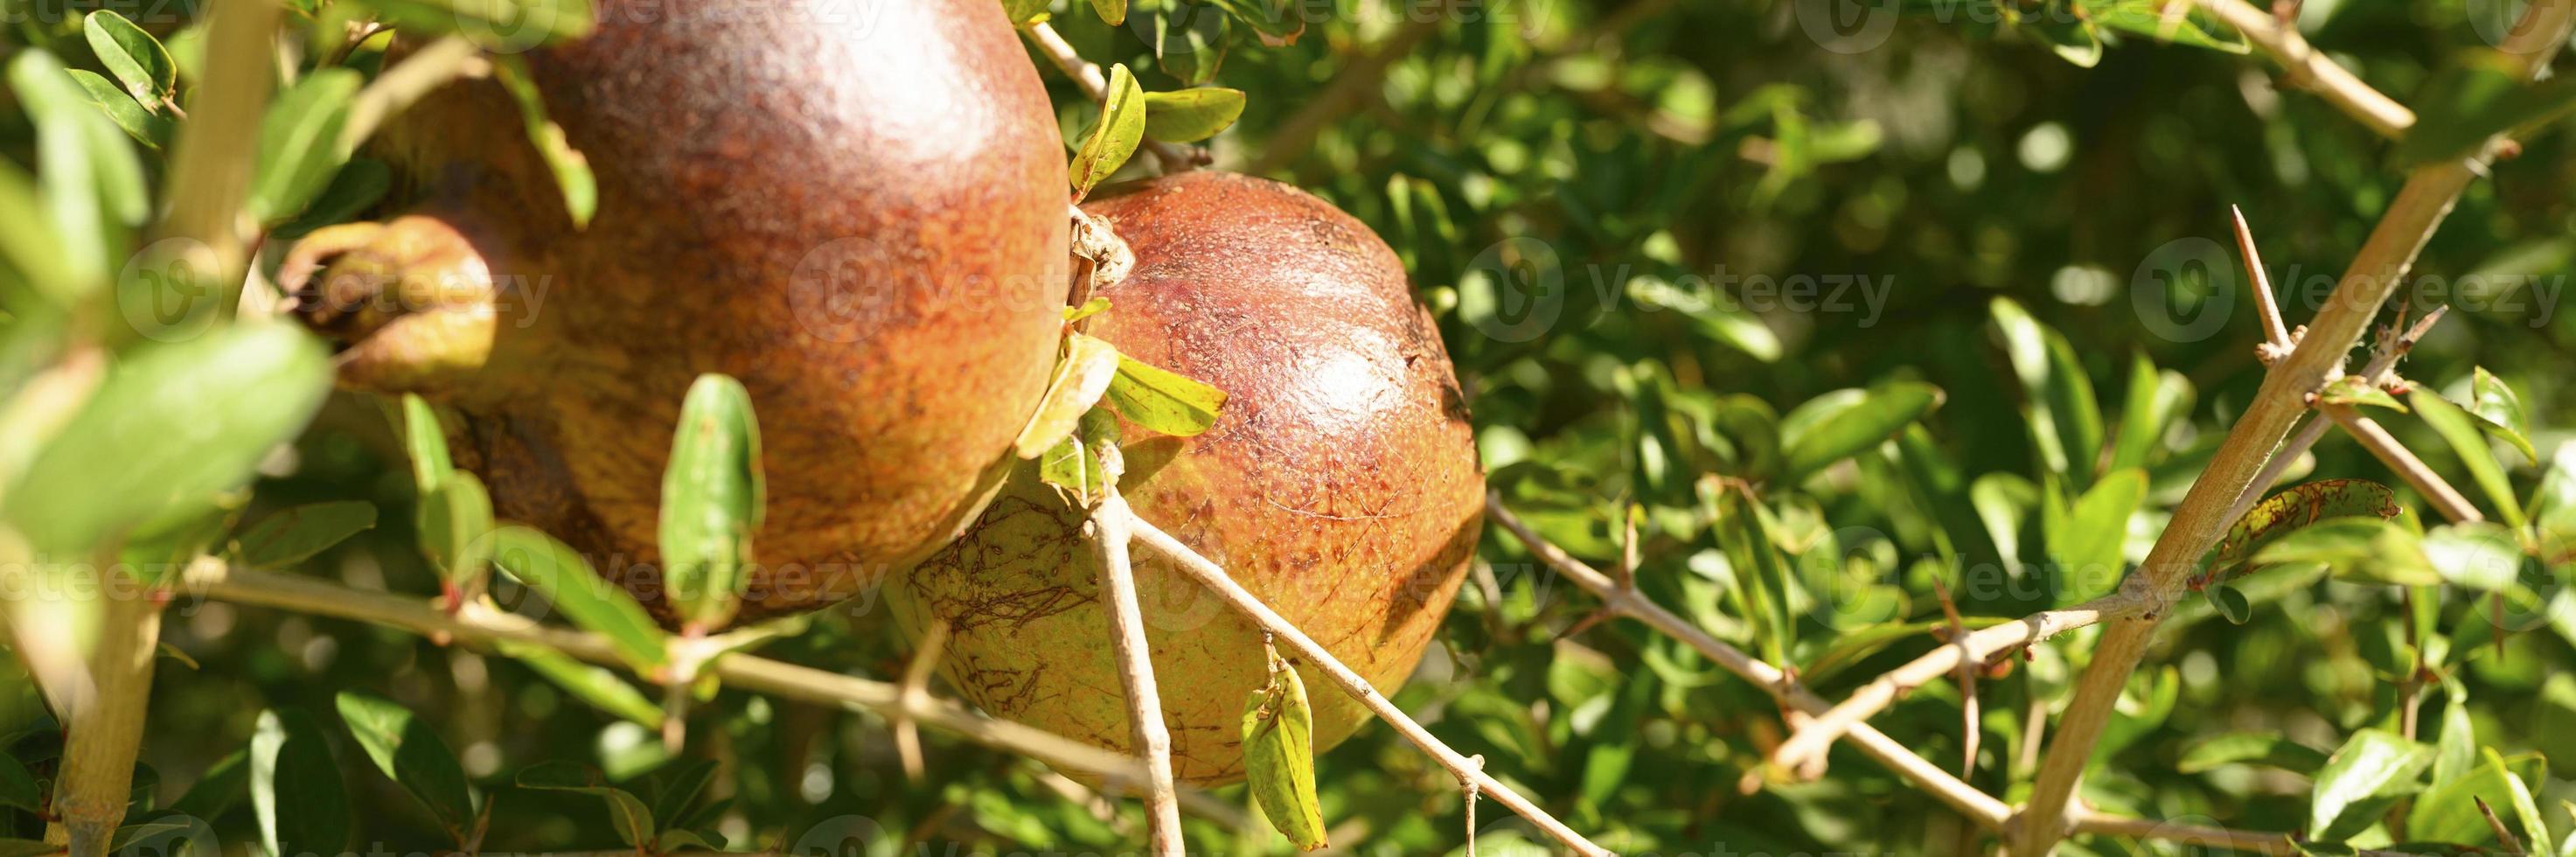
[2231,205,2294,352]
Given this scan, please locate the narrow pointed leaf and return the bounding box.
[659,373,765,631]
[252,708,352,857]
[1243,658,1327,850]
[2468,367,2537,463]
[335,691,476,842]
[2199,479,2401,583]
[82,10,175,105]
[1069,63,1146,200]
[419,470,495,588]
[233,501,377,568]
[490,526,666,669]
[1780,381,1943,482]
[2412,389,2526,528]
[517,761,656,847]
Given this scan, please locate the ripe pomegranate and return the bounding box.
[284,0,1070,621]
[888,171,1485,784]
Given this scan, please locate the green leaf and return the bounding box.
[1156,8,1229,87]
[1990,297,2103,486]
[169,748,248,819]
[6,324,333,554]
[2412,389,2526,528]
[1013,332,1124,457]
[2080,0,2251,53]
[2318,375,2406,412]
[659,373,766,631]
[2030,17,2103,67]
[2108,353,2192,472]
[2200,479,2402,583]
[274,158,394,240]
[0,753,38,812]
[1002,0,1051,25]
[496,640,665,727]
[66,69,171,150]
[400,394,456,492]
[1242,651,1327,850]
[2467,367,2537,463]
[83,10,175,106]
[645,758,718,832]
[2406,752,2537,847]
[1069,63,1146,200]
[2394,55,2576,165]
[352,0,595,47]
[249,67,362,224]
[1090,0,1125,24]
[1201,0,1305,45]
[1062,296,1110,323]
[1039,407,1121,504]
[2179,733,2332,775]
[252,708,352,857]
[334,691,477,843]
[1142,87,1245,143]
[489,526,667,669]
[2043,467,2146,596]
[233,501,378,567]
[517,762,656,847]
[1105,353,1229,437]
[493,55,596,228]
[419,470,496,589]
[1624,276,1783,362]
[2423,522,2521,592]
[2252,517,2441,587]
[1779,381,1943,482]
[2308,728,2433,842]
[2204,581,2252,624]
[11,50,149,294]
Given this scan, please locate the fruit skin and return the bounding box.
[289,0,1070,621]
[888,171,1484,785]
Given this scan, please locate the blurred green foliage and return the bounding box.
[3,0,2575,854]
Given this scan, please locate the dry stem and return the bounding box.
[2193,0,2415,138]
[1088,443,1185,856]
[44,578,163,854]
[1124,512,1618,857]
[184,564,1163,790]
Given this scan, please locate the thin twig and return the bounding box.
[893,618,951,782]
[182,564,1171,792]
[1125,512,1620,856]
[2318,404,2487,523]
[2193,0,2415,138]
[1484,497,2015,829]
[44,574,163,854]
[2013,3,2573,849]
[2219,305,2449,527]
[1089,443,1185,857]
[1769,593,2141,778]
[1022,21,1203,173]
[2478,797,2527,855]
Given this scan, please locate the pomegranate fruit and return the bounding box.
[888,171,1485,784]
[285,0,1069,622]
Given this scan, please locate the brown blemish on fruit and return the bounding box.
[888,172,1484,785]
